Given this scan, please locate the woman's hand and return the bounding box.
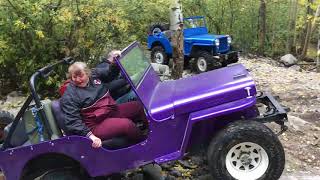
[89,134,102,148]
[107,50,121,64]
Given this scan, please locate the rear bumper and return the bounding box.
[254,92,288,135]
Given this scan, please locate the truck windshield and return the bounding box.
[119,46,150,87]
[184,17,205,29]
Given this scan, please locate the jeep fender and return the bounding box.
[179,97,256,155]
[147,35,172,55]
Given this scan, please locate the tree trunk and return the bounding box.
[300,0,314,59]
[317,27,320,72]
[286,0,298,54]
[170,0,184,80]
[258,0,266,55]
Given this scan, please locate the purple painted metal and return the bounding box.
[0,41,258,179]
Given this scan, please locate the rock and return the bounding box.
[160,162,174,170]
[288,115,311,132]
[280,54,298,66]
[289,65,301,71]
[178,160,196,169]
[151,63,170,75]
[169,170,182,177]
[142,163,163,180]
[165,175,175,180]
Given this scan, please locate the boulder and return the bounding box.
[280,54,298,66]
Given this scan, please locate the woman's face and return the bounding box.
[71,70,89,87]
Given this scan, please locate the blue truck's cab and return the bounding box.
[147,16,239,73]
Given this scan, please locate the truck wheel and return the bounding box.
[151,46,169,65]
[207,120,285,180]
[0,110,14,142]
[30,167,88,180]
[192,51,221,73]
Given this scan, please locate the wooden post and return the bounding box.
[170,0,184,80]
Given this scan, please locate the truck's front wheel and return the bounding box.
[151,46,169,65]
[192,51,221,73]
[207,120,285,180]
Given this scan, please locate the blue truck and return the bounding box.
[147,16,239,73]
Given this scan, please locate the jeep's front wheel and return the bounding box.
[151,46,169,65]
[192,50,221,73]
[207,120,285,180]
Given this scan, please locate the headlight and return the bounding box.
[227,36,232,44]
[215,39,220,47]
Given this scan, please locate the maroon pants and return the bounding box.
[91,101,146,141]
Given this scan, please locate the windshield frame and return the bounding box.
[183,16,206,29]
[116,41,151,90]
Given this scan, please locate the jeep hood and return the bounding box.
[185,34,227,43]
[148,64,256,121]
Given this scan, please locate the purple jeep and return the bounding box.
[0,42,287,180]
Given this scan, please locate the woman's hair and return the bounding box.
[67,61,91,79]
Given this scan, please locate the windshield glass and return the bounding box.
[184,17,205,29]
[119,46,150,87]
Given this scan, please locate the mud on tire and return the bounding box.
[207,120,285,180]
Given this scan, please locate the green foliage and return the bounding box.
[0,0,319,95]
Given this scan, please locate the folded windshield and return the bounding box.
[119,46,150,87]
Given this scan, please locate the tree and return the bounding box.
[170,0,184,79]
[286,0,298,54]
[258,0,266,55]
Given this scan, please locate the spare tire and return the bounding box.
[0,110,14,142]
[148,23,169,35]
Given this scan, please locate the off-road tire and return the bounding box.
[148,23,169,35]
[25,167,88,180]
[151,46,169,65]
[0,110,14,142]
[192,50,221,73]
[207,120,285,180]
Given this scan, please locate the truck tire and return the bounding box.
[207,120,285,180]
[151,46,169,65]
[39,168,87,180]
[0,110,14,142]
[192,50,221,73]
[148,23,169,35]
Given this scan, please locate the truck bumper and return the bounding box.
[254,92,289,135]
[214,51,239,66]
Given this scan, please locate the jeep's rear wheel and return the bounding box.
[151,46,169,65]
[207,120,285,180]
[192,50,221,73]
[0,110,14,142]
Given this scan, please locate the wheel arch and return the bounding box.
[190,45,214,57]
[20,152,88,180]
[151,40,172,55]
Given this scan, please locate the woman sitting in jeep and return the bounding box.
[61,51,146,148]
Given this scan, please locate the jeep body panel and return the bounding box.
[0,42,257,180]
[147,33,173,54]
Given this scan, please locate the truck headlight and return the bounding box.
[227,36,232,44]
[215,39,220,47]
